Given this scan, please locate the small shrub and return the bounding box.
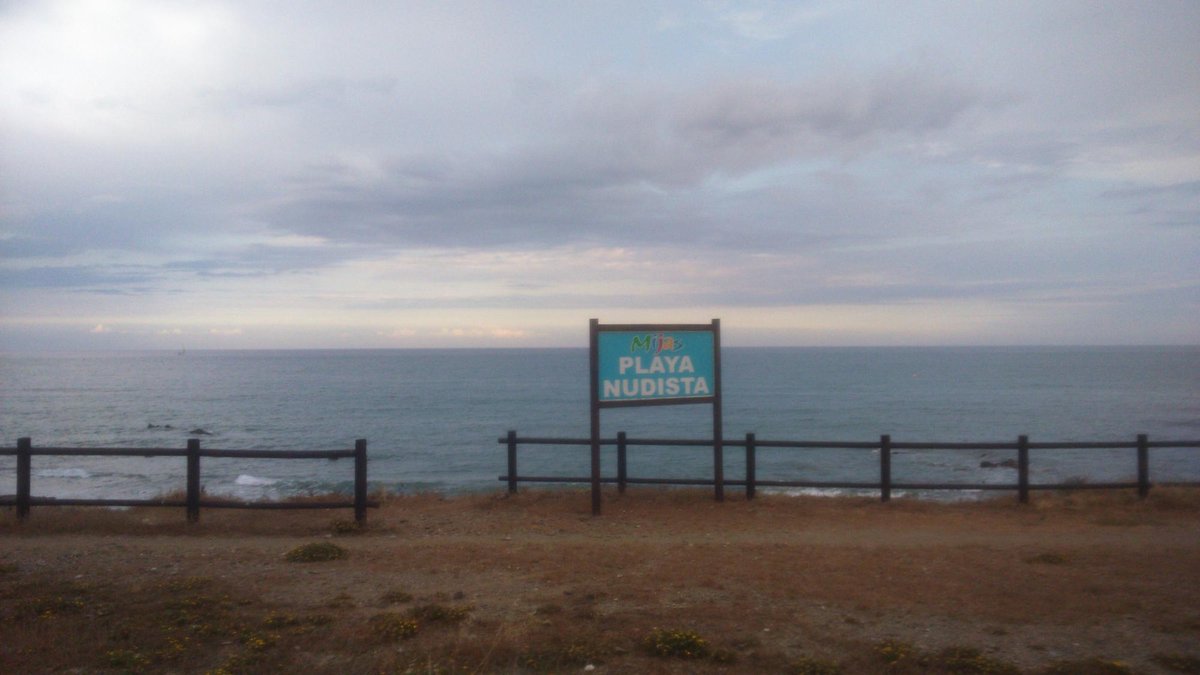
[262,612,330,629]
[875,639,916,666]
[644,628,710,659]
[409,603,471,624]
[369,612,420,640]
[520,642,604,670]
[158,634,190,658]
[790,655,843,675]
[239,631,277,651]
[262,612,300,628]
[381,589,414,604]
[160,576,213,593]
[1154,654,1200,673]
[25,592,87,619]
[104,648,150,670]
[331,519,362,535]
[284,542,346,563]
[213,652,265,673]
[1040,658,1133,674]
[923,646,1020,674]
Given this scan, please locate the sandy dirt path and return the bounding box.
[2,490,1199,673]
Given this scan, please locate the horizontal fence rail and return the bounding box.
[499,431,1200,503]
[1,437,377,523]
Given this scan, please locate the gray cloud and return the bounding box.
[250,70,989,253]
[0,264,159,290]
[1,1,1196,347]
[677,72,980,144]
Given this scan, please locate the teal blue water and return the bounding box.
[1,347,1197,500]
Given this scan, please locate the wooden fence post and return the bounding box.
[16,437,31,521]
[617,431,628,494]
[880,435,892,502]
[745,433,757,500]
[354,439,368,523]
[186,438,201,523]
[1017,435,1030,504]
[1137,434,1150,499]
[506,430,518,494]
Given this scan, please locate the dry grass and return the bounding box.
[1,487,1199,673]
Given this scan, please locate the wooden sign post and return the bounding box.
[589,319,723,515]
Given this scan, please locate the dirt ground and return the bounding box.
[2,488,1199,674]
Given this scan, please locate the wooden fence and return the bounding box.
[1,437,375,523]
[500,431,1200,503]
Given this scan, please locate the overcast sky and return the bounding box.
[1,1,1197,350]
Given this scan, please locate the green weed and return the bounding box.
[644,628,710,659]
[368,612,420,640]
[789,655,844,674]
[284,542,347,562]
[380,588,414,604]
[103,648,150,670]
[519,641,605,671]
[408,603,471,624]
[330,519,362,535]
[875,639,916,666]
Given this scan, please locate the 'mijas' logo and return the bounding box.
[629,333,683,355]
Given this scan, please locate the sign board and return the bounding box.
[596,330,716,405]
[588,319,724,515]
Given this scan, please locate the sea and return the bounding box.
[2,347,1198,502]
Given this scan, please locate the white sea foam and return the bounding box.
[235,474,278,486]
[36,468,91,479]
[767,486,982,502]
[767,487,864,499]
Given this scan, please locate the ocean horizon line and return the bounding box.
[3,343,1198,357]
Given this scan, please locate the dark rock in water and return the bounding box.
[980,459,1019,469]
[188,428,213,436]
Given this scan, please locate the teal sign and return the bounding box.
[597,330,715,403]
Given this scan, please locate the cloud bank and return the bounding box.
[1,1,1197,348]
